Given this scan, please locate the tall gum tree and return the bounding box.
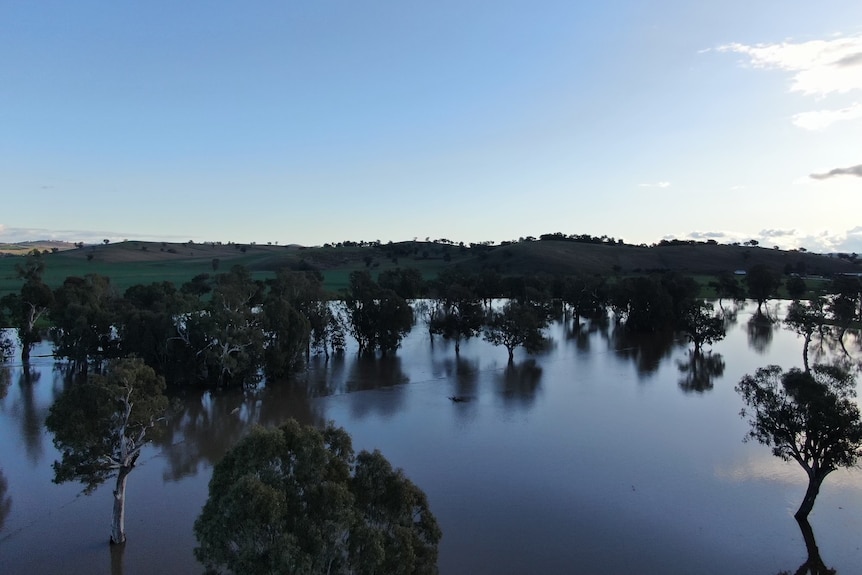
[45,358,170,544]
[735,364,862,520]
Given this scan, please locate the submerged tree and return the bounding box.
[50,274,120,373]
[735,364,862,520]
[342,271,413,356]
[0,251,54,362]
[679,301,725,354]
[194,419,441,575]
[784,299,828,372]
[45,358,170,544]
[483,301,548,362]
[745,264,782,315]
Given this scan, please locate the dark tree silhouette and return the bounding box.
[736,364,862,520]
[745,264,782,315]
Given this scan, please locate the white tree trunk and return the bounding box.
[111,466,131,544]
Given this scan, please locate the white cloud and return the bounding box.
[674,227,862,253]
[638,181,671,188]
[792,102,862,130]
[810,163,862,179]
[718,34,862,97]
[718,34,862,131]
[0,226,193,244]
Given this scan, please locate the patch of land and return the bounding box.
[0,238,858,300]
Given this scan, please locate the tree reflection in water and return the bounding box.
[775,518,836,575]
[677,351,725,393]
[110,537,125,575]
[344,356,408,420]
[0,366,9,399]
[497,359,543,408]
[611,327,678,378]
[748,313,776,354]
[15,364,44,465]
[157,384,322,482]
[433,355,478,399]
[0,467,11,533]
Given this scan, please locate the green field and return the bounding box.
[1,238,857,301]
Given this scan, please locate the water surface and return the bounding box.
[0,301,860,574]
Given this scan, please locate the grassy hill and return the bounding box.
[1,238,858,300]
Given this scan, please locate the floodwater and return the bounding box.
[0,301,860,574]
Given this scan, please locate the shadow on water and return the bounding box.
[0,467,11,533]
[747,312,776,355]
[342,356,409,420]
[16,364,45,465]
[611,327,679,379]
[676,351,725,394]
[774,518,836,575]
[496,359,543,408]
[0,367,9,400]
[432,355,479,399]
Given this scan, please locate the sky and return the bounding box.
[2,1,861,252]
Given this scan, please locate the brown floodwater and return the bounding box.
[0,301,860,574]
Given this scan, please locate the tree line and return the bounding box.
[2,253,861,388]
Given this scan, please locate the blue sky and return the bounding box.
[2,1,861,252]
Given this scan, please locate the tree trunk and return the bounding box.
[21,343,31,362]
[794,473,826,521]
[507,347,514,363]
[802,332,811,373]
[111,466,131,545]
[454,339,460,356]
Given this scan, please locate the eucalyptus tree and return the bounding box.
[828,276,861,354]
[736,364,862,520]
[483,301,548,362]
[116,281,195,378]
[709,272,745,312]
[679,301,725,354]
[745,264,782,315]
[50,274,120,373]
[561,274,607,327]
[784,298,828,372]
[194,419,441,575]
[261,287,310,379]
[429,269,484,355]
[343,271,413,356]
[176,266,265,387]
[377,267,425,301]
[45,358,170,544]
[610,276,674,332]
[0,251,54,362]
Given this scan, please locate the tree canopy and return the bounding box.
[194,419,441,575]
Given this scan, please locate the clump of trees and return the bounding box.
[483,301,549,362]
[194,419,441,575]
[342,271,414,356]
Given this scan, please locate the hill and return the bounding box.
[0,238,858,300]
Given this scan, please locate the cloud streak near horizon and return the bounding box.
[810,164,862,180]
